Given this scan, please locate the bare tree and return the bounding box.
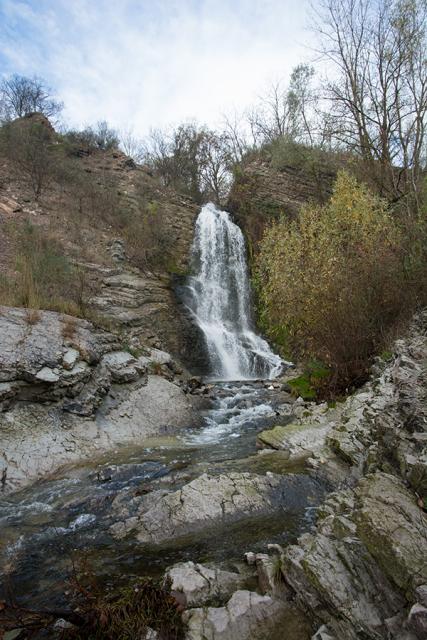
[222,111,254,164]
[313,0,427,206]
[199,131,232,203]
[64,121,119,152]
[248,81,293,144]
[119,127,144,162]
[142,123,232,203]
[0,74,63,122]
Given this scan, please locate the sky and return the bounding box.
[0,0,312,136]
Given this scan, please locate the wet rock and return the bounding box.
[0,372,198,493]
[93,461,167,485]
[165,561,247,607]
[110,471,321,543]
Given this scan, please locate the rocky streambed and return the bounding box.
[0,375,325,639]
[1,306,427,640]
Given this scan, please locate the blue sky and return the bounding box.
[0,0,311,135]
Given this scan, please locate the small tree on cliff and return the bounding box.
[0,74,63,122]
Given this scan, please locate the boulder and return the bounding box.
[101,350,140,383]
[407,604,427,639]
[183,590,289,640]
[257,422,330,464]
[165,561,247,607]
[353,472,427,595]
[0,306,118,407]
[280,472,427,639]
[110,471,322,543]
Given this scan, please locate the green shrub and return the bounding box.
[256,171,413,395]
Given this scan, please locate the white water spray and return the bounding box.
[185,203,282,380]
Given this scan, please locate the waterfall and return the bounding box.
[185,202,282,381]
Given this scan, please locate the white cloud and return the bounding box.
[0,0,312,135]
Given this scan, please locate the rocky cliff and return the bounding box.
[227,156,336,252]
[0,116,206,371]
[0,305,201,493]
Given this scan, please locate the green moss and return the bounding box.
[287,361,331,401]
[288,375,317,401]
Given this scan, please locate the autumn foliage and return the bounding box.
[256,171,415,393]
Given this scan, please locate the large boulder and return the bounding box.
[257,422,330,462]
[183,590,293,640]
[354,472,427,596]
[165,561,247,607]
[0,306,118,407]
[281,472,427,639]
[110,471,322,543]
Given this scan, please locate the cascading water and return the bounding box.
[185,202,283,380]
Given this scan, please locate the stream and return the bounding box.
[0,381,325,610]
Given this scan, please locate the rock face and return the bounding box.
[110,471,321,543]
[281,475,421,639]
[227,157,336,249]
[183,590,290,640]
[272,311,427,639]
[0,306,199,493]
[89,271,207,372]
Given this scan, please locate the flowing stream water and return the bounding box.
[0,205,324,626]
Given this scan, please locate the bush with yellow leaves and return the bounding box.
[256,171,413,395]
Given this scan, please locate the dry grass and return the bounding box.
[61,316,78,340]
[24,308,41,325]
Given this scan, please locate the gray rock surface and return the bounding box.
[110,471,319,543]
[0,306,199,493]
[281,473,426,639]
[183,590,290,640]
[165,561,247,607]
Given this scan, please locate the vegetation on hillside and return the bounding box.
[251,0,427,396]
[256,171,426,395]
